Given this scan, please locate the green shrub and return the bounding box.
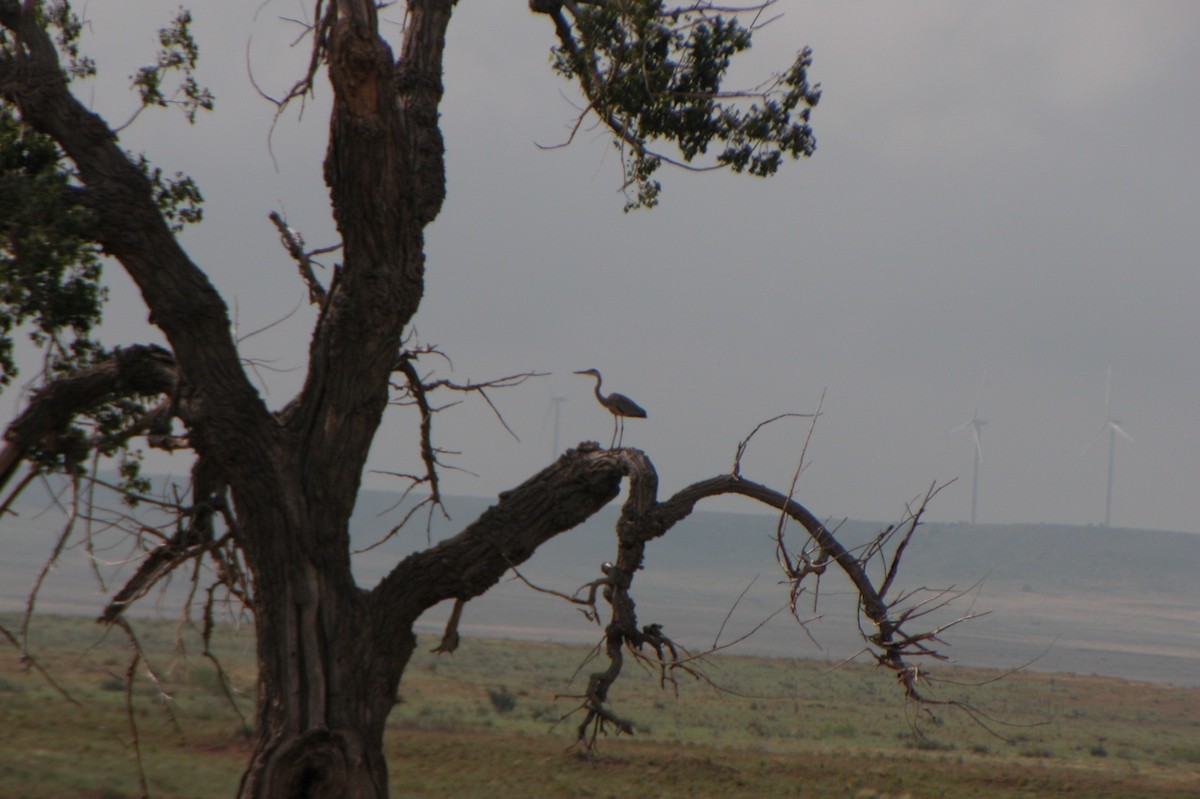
[486,686,517,714]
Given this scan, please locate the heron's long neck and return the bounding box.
[591,374,605,402]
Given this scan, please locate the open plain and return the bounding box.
[2,615,1198,798]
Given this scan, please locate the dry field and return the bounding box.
[2,615,1199,798]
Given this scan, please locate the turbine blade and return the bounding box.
[1110,421,1133,442]
[950,420,973,435]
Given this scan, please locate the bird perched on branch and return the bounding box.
[574,368,647,448]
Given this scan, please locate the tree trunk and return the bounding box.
[237,583,409,799]
[230,446,625,798]
[228,481,409,799]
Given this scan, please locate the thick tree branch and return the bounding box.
[372,440,909,671]
[371,444,625,624]
[0,345,177,496]
[371,434,946,747]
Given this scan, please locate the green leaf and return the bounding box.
[549,1,820,209]
[0,105,104,388]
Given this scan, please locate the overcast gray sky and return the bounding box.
[8,1,1199,532]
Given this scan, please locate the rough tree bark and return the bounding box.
[1,3,933,797]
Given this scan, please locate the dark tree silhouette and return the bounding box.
[1,3,947,797]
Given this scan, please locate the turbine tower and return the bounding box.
[1090,367,1133,527]
[952,373,987,525]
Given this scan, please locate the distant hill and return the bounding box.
[3,481,1197,686]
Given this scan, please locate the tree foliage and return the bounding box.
[0,106,104,387]
[130,8,214,123]
[0,2,203,486]
[538,0,820,208]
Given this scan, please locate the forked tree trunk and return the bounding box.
[232,6,456,793]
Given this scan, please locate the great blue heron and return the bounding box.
[574,368,647,448]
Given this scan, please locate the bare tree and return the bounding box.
[0,3,949,797]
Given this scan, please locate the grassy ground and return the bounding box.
[1,614,1198,798]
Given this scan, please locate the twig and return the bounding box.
[0,621,83,706]
[268,211,337,305]
[711,573,757,649]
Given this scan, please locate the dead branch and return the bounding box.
[392,355,446,516]
[21,475,83,649]
[711,574,758,648]
[353,493,441,553]
[555,440,966,742]
[0,620,82,707]
[879,482,949,600]
[114,621,153,798]
[99,457,233,624]
[268,211,337,304]
[414,370,548,442]
[369,348,546,546]
[508,565,609,626]
[730,410,819,478]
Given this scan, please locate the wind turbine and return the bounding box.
[952,373,988,525]
[1086,367,1133,527]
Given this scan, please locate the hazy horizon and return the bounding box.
[5,485,1198,686]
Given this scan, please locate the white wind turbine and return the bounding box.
[952,372,988,525]
[1086,367,1133,527]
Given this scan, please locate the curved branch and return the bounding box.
[367,440,881,639]
[652,474,889,622]
[0,345,177,496]
[370,438,939,743]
